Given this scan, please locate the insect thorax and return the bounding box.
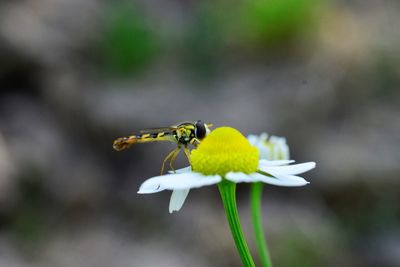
[174,124,196,145]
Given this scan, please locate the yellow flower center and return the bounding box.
[191,127,259,176]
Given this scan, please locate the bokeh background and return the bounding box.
[0,0,399,266]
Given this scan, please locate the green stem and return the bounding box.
[218,180,255,267]
[250,182,273,267]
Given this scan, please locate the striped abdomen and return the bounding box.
[113,131,175,151]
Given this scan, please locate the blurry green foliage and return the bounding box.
[274,230,332,267]
[238,0,321,49]
[181,0,323,69]
[10,167,52,246]
[98,3,159,76]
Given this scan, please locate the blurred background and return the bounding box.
[0,0,399,266]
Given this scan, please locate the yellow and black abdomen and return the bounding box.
[113,131,175,151]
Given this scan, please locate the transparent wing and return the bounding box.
[139,127,177,134]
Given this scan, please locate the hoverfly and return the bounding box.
[113,120,213,174]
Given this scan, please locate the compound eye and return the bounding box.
[195,121,206,140]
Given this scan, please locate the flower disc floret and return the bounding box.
[191,127,259,176]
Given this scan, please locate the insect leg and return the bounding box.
[183,145,192,166]
[160,147,180,175]
[169,146,181,173]
[190,138,201,147]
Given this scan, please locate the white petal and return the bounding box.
[247,135,259,146]
[271,142,290,160]
[249,173,309,187]
[259,159,295,167]
[225,172,257,183]
[247,133,268,146]
[137,183,166,194]
[269,135,286,144]
[169,189,190,213]
[168,166,192,174]
[281,146,290,160]
[258,146,271,160]
[138,172,221,194]
[260,162,316,175]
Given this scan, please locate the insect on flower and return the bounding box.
[113,120,213,174]
[138,127,316,213]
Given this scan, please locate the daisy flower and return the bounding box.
[138,127,315,213]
